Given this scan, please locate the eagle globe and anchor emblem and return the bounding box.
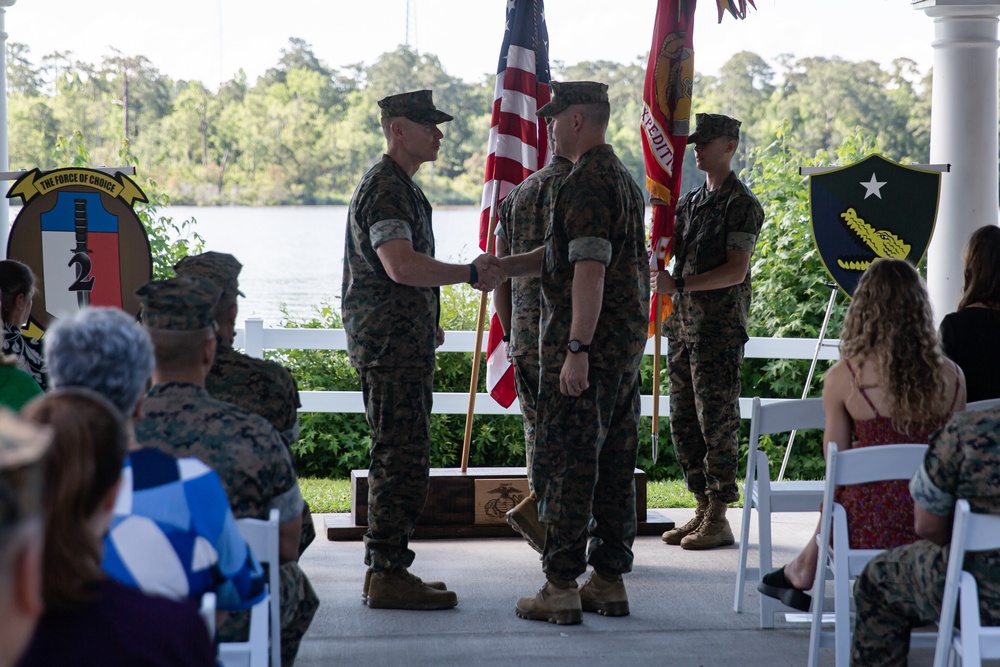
[483,483,526,519]
[5,167,154,339]
[809,153,940,297]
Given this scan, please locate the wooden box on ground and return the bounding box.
[325,467,674,540]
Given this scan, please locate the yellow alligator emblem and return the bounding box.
[836,208,911,271]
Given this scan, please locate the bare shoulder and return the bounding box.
[822,360,852,398]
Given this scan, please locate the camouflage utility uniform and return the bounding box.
[208,343,302,446]
[342,154,438,573]
[663,171,764,504]
[851,406,1000,666]
[496,156,573,484]
[534,144,649,581]
[175,250,315,554]
[136,382,318,666]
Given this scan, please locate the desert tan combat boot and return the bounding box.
[515,577,583,625]
[579,570,630,616]
[366,569,458,610]
[661,493,708,545]
[362,567,446,604]
[506,490,544,554]
[680,497,735,550]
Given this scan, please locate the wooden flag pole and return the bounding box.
[651,292,663,464]
[461,181,502,473]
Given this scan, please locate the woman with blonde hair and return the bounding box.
[758,258,965,611]
[16,390,214,666]
[939,224,1000,402]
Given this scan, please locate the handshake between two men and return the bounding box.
[468,253,508,292]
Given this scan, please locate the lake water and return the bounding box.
[165,206,485,326]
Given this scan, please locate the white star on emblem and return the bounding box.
[507,0,516,9]
[860,173,887,200]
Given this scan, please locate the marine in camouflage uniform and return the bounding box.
[342,90,498,610]
[133,275,317,666]
[851,406,1000,666]
[495,155,573,484]
[175,251,315,554]
[509,83,648,623]
[660,113,764,549]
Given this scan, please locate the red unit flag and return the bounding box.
[479,0,551,408]
[642,0,696,336]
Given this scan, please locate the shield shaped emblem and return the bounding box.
[6,168,153,338]
[810,154,940,297]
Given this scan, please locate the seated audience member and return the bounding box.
[939,224,1000,402]
[17,390,215,667]
[0,411,51,667]
[44,307,265,611]
[0,326,41,411]
[174,251,315,554]
[852,403,1000,664]
[758,259,965,611]
[133,276,317,667]
[0,261,46,391]
[174,252,303,446]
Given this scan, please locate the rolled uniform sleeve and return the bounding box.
[266,431,305,522]
[563,173,613,265]
[370,218,413,250]
[568,237,613,265]
[909,423,961,516]
[727,231,758,253]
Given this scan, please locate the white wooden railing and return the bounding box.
[234,318,840,418]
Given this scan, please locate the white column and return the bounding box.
[0,0,14,250]
[914,0,1000,323]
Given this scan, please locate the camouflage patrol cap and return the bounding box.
[174,251,246,298]
[0,409,52,528]
[135,275,221,331]
[378,89,454,124]
[536,81,609,118]
[687,113,741,144]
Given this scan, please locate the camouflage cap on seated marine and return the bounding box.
[0,409,52,528]
[378,89,454,125]
[687,113,741,145]
[174,251,246,298]
[536,81,609,118]
[135,275,222,331]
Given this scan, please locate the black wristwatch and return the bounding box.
[675,276,686,293]
[567,339,590,354]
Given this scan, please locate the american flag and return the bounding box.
[479,0,551,408]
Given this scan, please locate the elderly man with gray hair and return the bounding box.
[44,307,267,614]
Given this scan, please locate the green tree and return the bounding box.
[6,42,44,96]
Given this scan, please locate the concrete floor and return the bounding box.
[293,509,944,667]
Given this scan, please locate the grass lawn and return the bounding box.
[299,477,704,514]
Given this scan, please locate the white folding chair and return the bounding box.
[807,442,932,667]
[734,396,826,627]
[933,499,1000,667]
[199,591,217,640]
[219,508,281,667]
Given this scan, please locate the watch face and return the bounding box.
[569,340,581,353]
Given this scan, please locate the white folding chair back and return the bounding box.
[933,499,1000,667]
[199,591,216,640]
[807,442,930,667]
[734,396,826,627]
[219,508,281,667]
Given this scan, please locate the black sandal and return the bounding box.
[757,566,812,612]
